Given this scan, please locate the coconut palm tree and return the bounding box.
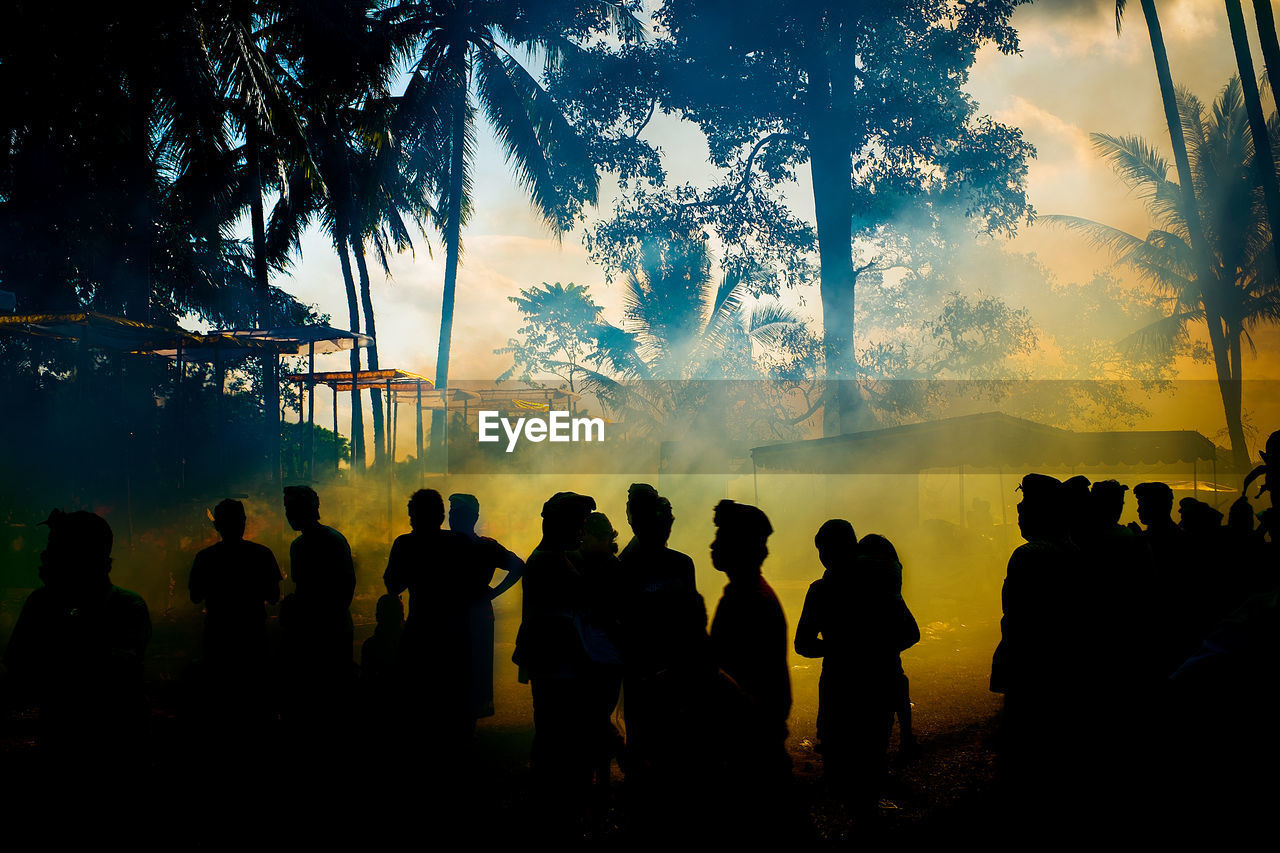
[1115,2,1226,370]
[1253,1,1280,102]
[265,0,407,470]
[0,2,256,323]
[386,0,642,463]
[1224,0,1280,275]
[1046,78,1280,469]
[580,237,806,435]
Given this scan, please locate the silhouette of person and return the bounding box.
[990,473,1087,809]
[279,486,356,716]
[512,491,597,834]
[383,489,476,738]
[1166,430,1280,829]
[624,590,758,841]
[795,524,919,807]
[1132,480,1192,675]
[188,499,282,670]
[362,593,404,686]
[3,510,151,777]
[361,593,405,726]
[571,511,626,804]
[709,500,791,779]
[617,483,700,769]
[1083,481,1152,692]
[448,492,525,719]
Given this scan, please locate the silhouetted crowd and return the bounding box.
[3,430,1280,840]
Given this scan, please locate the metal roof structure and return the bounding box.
[750,412,1217,474]
[0,311,198,352]
[216,324,371,355]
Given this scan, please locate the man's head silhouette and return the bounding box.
[408,489,445,531]
[38,509,114,592]
[814,519,857,572]
[283,486,320,531]
[711,500,772,577]
[448,493,480,533]
[213,499,247,541]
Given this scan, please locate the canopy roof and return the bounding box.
[148,333,283,362]
[285,369,432,392]
[218,325,371,355]
[0,311,197,353]
[408,386,581,411]
[0,314,369,361]
[750,412,1217,474]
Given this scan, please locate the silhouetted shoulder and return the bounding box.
[243,539,278,560]
[107,585,152,652]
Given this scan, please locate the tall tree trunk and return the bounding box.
[246,117,281,481]
[336,228,365,471]
[1217,323,1250,469]
[805,23,860,436]
[1140,0,1250,468]
[430,48,469,466]
[1253,0,1280,102]
[352,232,386,467]
[1227,1,1280,277]
[125,53,153,322]
[247,119,271,309]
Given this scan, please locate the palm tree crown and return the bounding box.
[1046,77,1280,465]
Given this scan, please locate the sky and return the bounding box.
[255,0,1280,451]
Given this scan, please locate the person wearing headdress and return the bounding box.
[709,500,791,778]
[447,492,524,719]
[990,473,1085,808]
[4,510,151,774]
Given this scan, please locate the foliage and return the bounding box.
[1044,77,1280,462]
[495,282,606,391]
[550,0,1037,410]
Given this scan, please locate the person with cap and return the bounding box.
[990,473,1085,807]
[1127,481,1200,678]
[708,499,791,780]
[1132,481,1180,543]
[513,491,598,832]
[617,483,701,772]
[447,492,524,719]
[188,499,282,672]
[4,509,151,772]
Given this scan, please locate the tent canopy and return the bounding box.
[0,311,197,353]
[148,333,283,362]
[750,412,1217,474]
[285,369,432,393]
[218,325,371,355]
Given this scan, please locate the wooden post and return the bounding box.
[416,380,424,486]
[351,365,359,477]
[176,339,185,490]
[386,377,394,541]
[215,345,225,492]
[332,383,339,474]
[306,341,315,480]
